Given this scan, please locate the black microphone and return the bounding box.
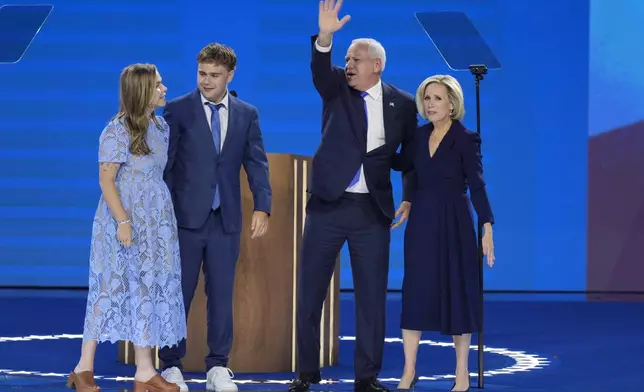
[230,90,237,97]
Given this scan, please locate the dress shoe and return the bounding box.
[451,376,471,392]
[396,375,419,392]
[354,377,390,392]
[288,371,322,392]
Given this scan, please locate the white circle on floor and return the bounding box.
[0,334,549,384]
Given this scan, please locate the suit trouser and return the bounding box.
[159,208,240,371]
[296,193,390,381]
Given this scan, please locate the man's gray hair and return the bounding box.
[350,38,387,72]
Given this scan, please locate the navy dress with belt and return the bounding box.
[395,120,494,335]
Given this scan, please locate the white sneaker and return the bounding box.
[161,366,189,392]
[206,366,238,392]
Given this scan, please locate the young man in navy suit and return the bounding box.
[289,1,416,392]
[159,43,272,392]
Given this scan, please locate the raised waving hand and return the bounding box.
[318,0,351,35]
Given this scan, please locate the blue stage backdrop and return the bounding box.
[0,0,588,290]
[587,0,644,293]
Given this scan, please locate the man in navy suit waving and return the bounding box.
[159,43,271,392]
[289,1,416,392]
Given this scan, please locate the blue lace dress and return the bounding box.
[82,116,187,349]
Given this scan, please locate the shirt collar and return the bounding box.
[362,80,383,100]
[201,90,229,109]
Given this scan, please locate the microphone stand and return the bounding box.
[469,63,487,389]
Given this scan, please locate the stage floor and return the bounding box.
[0,289,641,392]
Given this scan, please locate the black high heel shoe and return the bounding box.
[450,375,471,392]
[396,374,419,392]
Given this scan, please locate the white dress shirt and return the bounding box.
[201,91,229,151]
[315,41,386,194]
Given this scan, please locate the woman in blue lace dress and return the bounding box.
[67,63,186,392]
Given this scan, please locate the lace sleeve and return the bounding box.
[98,121,130,163]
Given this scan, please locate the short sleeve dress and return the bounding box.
[81,116,187,348]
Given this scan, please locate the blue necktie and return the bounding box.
[208,102,224,209]
[349,91,369,187]
[208,103,224,154]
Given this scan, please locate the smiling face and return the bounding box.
[151,71,167,108]
[344,42,382,91]
[119,63,167,115]
[423,82,453,123]
[197,62,234,103]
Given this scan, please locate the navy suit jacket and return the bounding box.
[163,89,271,233]
[308,35,417,220]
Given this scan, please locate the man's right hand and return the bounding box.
[318,0,350,36]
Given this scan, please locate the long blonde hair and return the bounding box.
[113,63,161,156]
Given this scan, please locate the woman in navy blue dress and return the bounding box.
[393,75,495,392]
